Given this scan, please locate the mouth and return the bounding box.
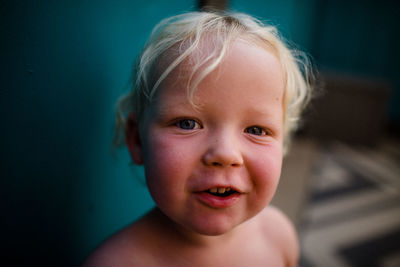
[195,187,241,208]
[205,187,238,197]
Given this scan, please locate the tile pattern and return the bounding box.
[300,142,400,267]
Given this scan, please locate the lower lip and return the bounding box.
[194,192,241,209]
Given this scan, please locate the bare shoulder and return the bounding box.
[257,206,299,267]
[82,217,156,267]
[82,224,142,267]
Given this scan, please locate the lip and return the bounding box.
[194,191,242,209]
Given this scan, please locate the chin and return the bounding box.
[184,217,240,236]
[193,226,230,236]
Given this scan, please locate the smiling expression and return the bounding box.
[128,39,285,236]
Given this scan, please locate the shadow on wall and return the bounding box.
[304,72,391,146]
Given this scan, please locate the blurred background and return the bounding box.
[2,0,399,266]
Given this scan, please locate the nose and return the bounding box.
[202,131,244,167]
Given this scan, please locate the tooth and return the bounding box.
[218,188,226,194]
[226,188,231,192]
[209,188,218,193]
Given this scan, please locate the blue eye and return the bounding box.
[177,119,199,130]
[245,126,267,136]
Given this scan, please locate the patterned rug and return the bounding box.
[299,141,400,267]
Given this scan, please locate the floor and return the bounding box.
[272,137,400,267]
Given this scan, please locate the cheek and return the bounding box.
[141,134,194,201]
[249,145,283,201]
[144,135,189,174]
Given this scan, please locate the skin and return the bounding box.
[84,39,299,267]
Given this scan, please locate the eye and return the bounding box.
[176,119,200,130]
[245,126,268,136]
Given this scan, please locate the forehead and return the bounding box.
[165,37,279,82]
[157,38,284,101]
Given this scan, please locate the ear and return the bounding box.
[125,113,144,165]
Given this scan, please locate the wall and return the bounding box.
[2,1,194,265]
[311,0,400,123]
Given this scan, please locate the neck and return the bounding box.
[146,207,244,248]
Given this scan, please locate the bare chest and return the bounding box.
[141,241,286,267]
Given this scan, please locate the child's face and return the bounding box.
[129,39,284,236]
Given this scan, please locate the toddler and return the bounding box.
[84,11,312,267]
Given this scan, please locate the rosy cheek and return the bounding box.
[143,134,188,182]
[250,147,282,192]
[143,138,181,205]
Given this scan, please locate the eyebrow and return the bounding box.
[152,98,196,118]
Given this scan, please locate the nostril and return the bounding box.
[208,160,242,167]
[203,149,243,167]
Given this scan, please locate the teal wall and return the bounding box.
[309,0,400,121]
[2,0,399,266]
[230,0,317,51]
[2,1,195,265]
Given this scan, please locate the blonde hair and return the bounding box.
[115,11,313,153]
